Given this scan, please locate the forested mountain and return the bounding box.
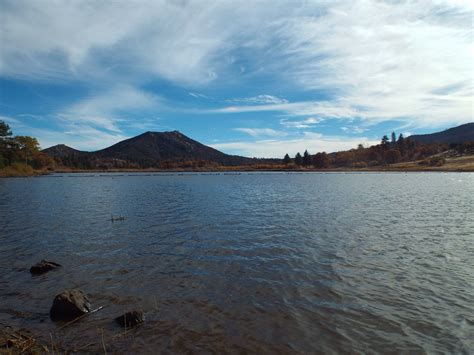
[43,131,270,168]
[42,144,86,158]
[409,122,474,144]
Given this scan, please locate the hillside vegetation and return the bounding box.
[2,119,474,175]
[283,131,474,171]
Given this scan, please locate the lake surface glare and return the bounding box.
[1,172,473,353]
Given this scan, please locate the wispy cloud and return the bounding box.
[0,1,281,85]
[7,124,127,151]
[0,115,22,126]
[280,117,324,129]
[1,0,472,154]
[211,100,360,117]
[57,85,160,132]
[211,133,378,158]
[189,92,212,99]
[267,0,473,127]
[233,127,287,138]
[341,125,367,134]
[229,95,288,105]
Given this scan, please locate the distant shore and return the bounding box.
[1,154,473,178]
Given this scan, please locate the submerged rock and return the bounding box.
[30,260,61,275]
[50,290,90,321]
[115,311,144,328]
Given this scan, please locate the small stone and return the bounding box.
[50,289,90,321]
[30,260,61,275]
[115,311,144,328]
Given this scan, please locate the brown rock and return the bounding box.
[49,290,90,321]
[30,260,61,275]
[115,311,144,328]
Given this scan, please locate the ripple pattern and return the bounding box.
[0,172,473,353]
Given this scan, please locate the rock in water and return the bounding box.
[50,290,90,321]
[30,260,61,275]
[115,311,144,328]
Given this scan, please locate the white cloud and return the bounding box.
[30,85,161,149]
[209,0,471,128]
[9,124,127,151]
[189,92,211,99]
[233,127,287,137]
[1,0,472,153]
[211,134,378,158]
[0,0,282,85]
[268,0,473,127]
[0,115,22,126]
[229,95,288,105]
[280,117,324,129]
[340,125,367,134]
[211,100,361,117]
[57,85,160,132]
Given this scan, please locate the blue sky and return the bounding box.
[0,0,472,158]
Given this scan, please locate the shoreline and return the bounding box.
[1,167,473,178]
[2,155,474,178]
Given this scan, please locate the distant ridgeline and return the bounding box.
[283,123,474,169]
[1,119,472,172]
[41,123,474,170]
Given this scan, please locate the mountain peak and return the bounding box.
[42,144,85,157]
[141,130,182,137]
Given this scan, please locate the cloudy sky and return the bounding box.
[0,0,472,157]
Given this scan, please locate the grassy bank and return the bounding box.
[0,163,51,178]
[386,154,474,172]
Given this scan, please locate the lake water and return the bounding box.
[0,172,473,353]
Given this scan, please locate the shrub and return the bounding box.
[352,161,368,168]
[429,156,446,166]
[0,163,34,177]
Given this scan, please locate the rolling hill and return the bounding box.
[409,122,474,144]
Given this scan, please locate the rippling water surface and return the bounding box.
[0,172,473,353]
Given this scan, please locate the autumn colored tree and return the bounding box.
[334,151,356,166]
[14,135,40,164]
[385,149,401,164]
[31,152,56,170]
[313,152,329,168]
[0,120,55,171]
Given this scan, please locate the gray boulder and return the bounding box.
[50,289,90,321]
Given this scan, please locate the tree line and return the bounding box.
[0,120,55,173]
[282,131,471,169]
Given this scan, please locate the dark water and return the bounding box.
[0,172,473,353]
